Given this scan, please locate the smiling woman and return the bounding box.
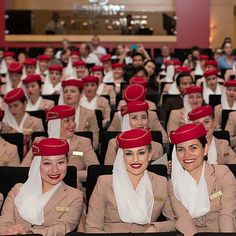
[169,123,236,235]
[0,138,83,236]
[86,128,175,233]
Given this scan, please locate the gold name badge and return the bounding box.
[23,128,33,132]
[0,156,8,162]
[72,151,83,156]
[154,196,165,202]
[210,191,223,200]
[56,206,69,212]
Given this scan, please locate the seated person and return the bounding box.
[111,63,125,94]
[60,79,99,150]
[188,105,236,164]
[21,105,99,183]
[23,58,37,78]
[108,86,167,143]
[80,75,111,128]
[0,109,20,166]
[117,81,157,110]
[23,74,54,111]
[73,60,89,80]
[167,86,204,134]
[90,65,116,107]
[169,123,236,235]
[2,88,44,156]
[214,80,236,130]
[105,101,164,165]
[0,138,83,235]
[36,54,50,78]
[85,128,175,233]
[42,64,63,95]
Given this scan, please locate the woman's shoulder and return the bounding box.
[64,183,83,198]
[8,183,23,198]
[97,174,113,185]
[148,171,167,184]
[207,163,234,179]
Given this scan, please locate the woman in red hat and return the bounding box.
[169,123,236,235]
[59,79,99,150]
[2,88,44,155]
[167,85,204,134]
[105,101,164,165]
[22,105,99,183]
[42,64,63,95]
[72,60,89,80]
[80,75,111,128]
[90,65,116,107]
[188,105,236,164]
[23,74,54,111]
[0,51,15,75]
[117,82,157,110]
[111,63,125,93]
[214,80,236,130]
[108,94,168,143]
[36,54,50,77]
[86,128,175,233]
[0,138,83,235]
[23,58,37,78]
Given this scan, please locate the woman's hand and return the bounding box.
[145,224,157,233]
[4,224,27,235]
[167,160,172,176]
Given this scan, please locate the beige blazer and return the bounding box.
[85,172,175,233]
[76,106,99,150]
[117,99,157,111]
[0,193,3,209]
[101,84,116,107]
[108,110,168,143]
[168,163,236,235]
[215,137,236,164]
[21,135,99,182]
[0,182,83,236]
[0,137,20,166]
[39,98,55,111]
[104,138,164,165]
[214,104,223,130]
[97,96,111,128]
[225,111,236,148]
[167,108,187,134]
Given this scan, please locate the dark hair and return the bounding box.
[19,96,27,104]
[144,60,156,67]
[197,136,208,160]
[133,65,148,77]
[176,72,194,87]
[132,52,144,61]
[146,143,152,152]
[221,41,232,50]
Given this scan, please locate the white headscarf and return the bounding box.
[103,70,114,83]
[113,148,154,224]
[183,94,194,124]
[171,147,210,218]
[207,136,218,164]
[118,111,131,132]
[14,156,61,225]
[96,83,104,96]
[47,119,61,138]
[203,79,222,104]
[2,108,29,133]
[165,65,175,82]
[168,81,180,95]
[194,60,203,76]
[0,59,7,74]
[221,87,236,110]
[79,94,98,110]
[26,96,43,112]
[64,57,77,78]
[42,73,61,95]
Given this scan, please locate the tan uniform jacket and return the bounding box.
[0,193,3,209]
[39,98,55,111]
[225,111,236,148]
[0,137,20,166]
[215,138,236,164]
[21,135,99,181]
[104,138,163,165]
[97,96,111,128]
[76,106,99,150]
[117,99,157,111]
[0,182,83,236]
[101,84,116,107]
[214,104,223,130]
[168,163,236,235]
[167,108,187,134]
[85,172,175,233]
[108,111,168,143]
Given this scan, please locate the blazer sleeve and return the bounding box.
[214,105,222,131]
[225,112,236,147]
[222,140,236,164]
[168,180,197,235]
[8,143,20,166]
[104,139,117,165]
[32,190,83,236]
[85,176,107,233]
[88,111,99,150]
[167,110,181,135]
[218,167,236,232]
[108,113,121,131]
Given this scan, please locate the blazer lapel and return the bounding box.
[204,162,216,195]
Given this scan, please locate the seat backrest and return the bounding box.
[221,109,236,130]
[74,131,93,144]
[1,133,24,162]
[27,110,47,131]
[209,94,221,109]
[151,131,163,146]
[95,109,103,131]
[226,164,236,178]
[66,232,178,236]
[213,130,230,144]
[86,164,167,206]
[41,94,60,105]
[0,166,77,199]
